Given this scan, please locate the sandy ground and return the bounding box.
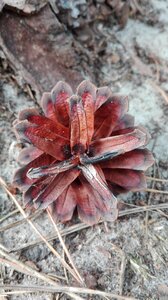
[0,0,168,299]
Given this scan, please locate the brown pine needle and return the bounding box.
[62,249,69,285]
[146,176,168,183]
[0,208,19,223]
[0,284,136,299]
[7,202,168,253]
[145,188,168,194]
[0,210,42,232]
[150,80,168,104]
[0,249,84,300]
[0,247,135,299]
[47,209,84,286]
[0,177,81,284]
[145,164,156,239]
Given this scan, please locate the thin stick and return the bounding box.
[0,249,7,300]
[150,80,168,104]
[156,209,168,218]
[145,164,156,239]
[146,176,168,183]
[0,177,81,284]
[0,210,42,232]
[62,248,69,285]
[119,255,126,296]
[111,244,126,296]
[0,244,10,253]
[0,284,136,300]
[47,209,84,286]
[0,209,19,223]
[145,188,168,194]
[47,273,67,282]
[119,203,168,215]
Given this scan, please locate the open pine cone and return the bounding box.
[13,80,154,225]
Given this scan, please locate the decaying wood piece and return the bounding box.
[0,4,88,98]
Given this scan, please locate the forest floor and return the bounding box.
[0,0,168,299]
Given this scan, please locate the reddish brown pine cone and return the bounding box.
[13,80,154,225]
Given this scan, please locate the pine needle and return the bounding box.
[47,209,84,285]
[0,177,82,284]
[0,284,136,299]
